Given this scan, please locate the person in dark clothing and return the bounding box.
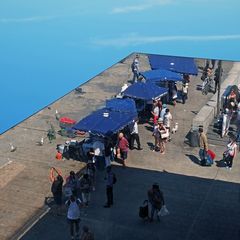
[66,171,78,197]
[104,166,116,208]
[147,183,165,222]
[104,139,114,168]
[51,174,64,206]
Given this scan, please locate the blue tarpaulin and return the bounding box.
[148,54,198,75]
[73,108,137,136]
[122,82,168,100]
[140,69,183,83]
[106,98,137,113]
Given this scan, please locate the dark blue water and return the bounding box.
[1,0,240,133]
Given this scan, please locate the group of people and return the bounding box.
[47,55,239,239]
[50,167,95,240]
[131,54,190,106]
[199,126,238,169]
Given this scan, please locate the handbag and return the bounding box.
[160,129,169,139]
[139,200,149,219]
[207,149,216,160]
[157,205,169,217]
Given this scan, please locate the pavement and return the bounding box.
[0,53,240,240]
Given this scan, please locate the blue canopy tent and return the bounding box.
[122,82,168,101]
[140,69,183,83]
[73,108,137,137]
[106,98,137,114]
[148,54,198,75]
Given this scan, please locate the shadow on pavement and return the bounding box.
[215,159,227,168]
[18,165,240,240]
[185,154,201,166]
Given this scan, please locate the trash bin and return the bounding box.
[189,127,200,147]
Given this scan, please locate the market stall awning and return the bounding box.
[106,98,137,113]
[122,82,168,101]
[73,108,137,136]
[140,69,183,83]
[148,54,198,75]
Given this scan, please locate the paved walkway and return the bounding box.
[0,54,239,240]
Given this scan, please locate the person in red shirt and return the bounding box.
[117,132,129,167]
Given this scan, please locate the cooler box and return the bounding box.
[59,117,76,129]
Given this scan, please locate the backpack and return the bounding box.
[113,173,117,184]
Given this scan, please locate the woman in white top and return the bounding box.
[224,135,237,169]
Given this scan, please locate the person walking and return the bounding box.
[86,148,96,191]
[198,127,209,166]
[129,119,142,150]
[117,132,129,167]
[80,174,91,207]
[86,161,96,192]
[224,135,237,170]
[152,122,161,152]
[151,101,159,125]
[147,183,165,222]
[131,54,140,82]
[221,108,231,138]
[65,195,82,240]
[181,82,189,104]
[158,119,168,154]
[66,171,78,197]
[104,166,116,208]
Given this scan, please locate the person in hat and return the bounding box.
[147,183,165,222]
[160,103,167,120]
[163,109,173,142]
[158,119,168,154]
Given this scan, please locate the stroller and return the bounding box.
[139,200,149,220]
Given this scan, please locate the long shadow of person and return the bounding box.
[185,154,201,165]
[215,159,226,168]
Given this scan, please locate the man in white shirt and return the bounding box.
[129,119,142,150]
[93,140,105,170]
